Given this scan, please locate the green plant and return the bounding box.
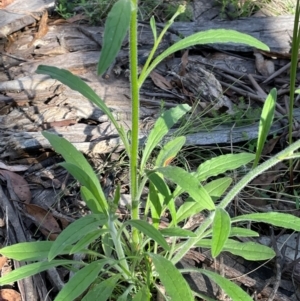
[55,0,76,19]
[1,1,300,300]
[217,0,259,19]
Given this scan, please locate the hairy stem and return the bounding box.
[129,0,140,248]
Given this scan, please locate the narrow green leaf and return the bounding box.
[49,214,107,261]
[204,177,232,200]
[148,181,162,228]
[253,88,276,168]
[149,253,194,301]
[70,229,107,254]
[150,16,157,43]
[174,197,205,225]
[125,220,170,251]
[196,239,275,260]
[42,133,107,213]
[140,104,190,171]
[139,29,269,86]
[155,166,215,210]
[97,0,131,75]
[223,240,275,260]
[61,163,107,213]
[159,228,196,238]
[155,136,186,167]
[0,242,81,261]
[113,184,121,206]
[0,260,79,285]
[80,185,104,214]
[232,212,300,231]
[56,260,107,301]
[197,153,254,181]
[132,285,151,301]
[200,269,253,301]
[147,172,176,224]
[36,66,130,154]
[229,227,259,238]
[43,132,97,185]
[211,208,231,258]
[82,275,120,301]
[0,242,53,261]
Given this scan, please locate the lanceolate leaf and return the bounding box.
[139,29,269,86]
[232,212,300,231]
[253,88,276,168]
[150,16,157,43]
[148,181,162,229]
[147,172,176,224]
[70,229,107,254]
[155,136,186,167]
[174,197,204,225]
[200,270,253,301]
[154,166,215,210]
[80,185,104,214]
[82,275,120,301]
[49,214,107,261]
[42,133,107,213]
[211,208,231,258]
[196,239,275,260]
[62,163,107,213]
[140,104,190,171]
[0,241,55,261]
[223,240,275,260]
[37,67,130,154]
[229,227,259,238]
[132,285,151,301]
[204,177,232,199]
[56,260,108,301]
[125,220,170,251]
[159,228,196,238]
[197,153,254,181]
[149,253,194,301]
[97,0,131,75]
[0,260,79,285]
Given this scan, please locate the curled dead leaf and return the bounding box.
[0,170,31,203]
[150,70,173,90]
[24,204,61,240]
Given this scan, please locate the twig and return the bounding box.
[267,227,283,301]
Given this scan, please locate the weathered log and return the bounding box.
[0,0,55,37]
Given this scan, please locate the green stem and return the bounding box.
[138,5,186,89]
[129,0,140,248]
[288,0,300,184]
[138,5,185,86]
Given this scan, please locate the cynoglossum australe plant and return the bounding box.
[2,1,300,300]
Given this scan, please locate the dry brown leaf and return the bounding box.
[0,170,31,203]
[150,70,173,90]
[28,10,48,47]
[24,204,61,240]
[35,10,48,39]
[179,50,189,76]
[262,136,280,155]
[0,289,21,301]
[251,162,287,186]
[0,161,28,172]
